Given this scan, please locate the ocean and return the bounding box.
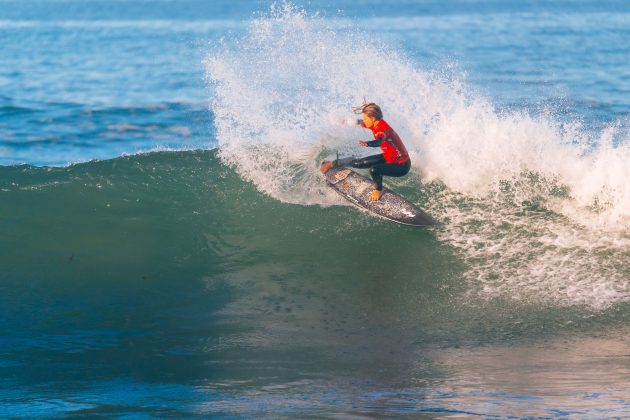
[1,0,629,417]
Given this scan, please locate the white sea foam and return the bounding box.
[205,4,630,309]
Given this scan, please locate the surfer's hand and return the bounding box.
[358,140,368,147]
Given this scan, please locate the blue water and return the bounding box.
[2,0,630,417]
[2,0,629,166]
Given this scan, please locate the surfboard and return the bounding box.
[324,166,436,227]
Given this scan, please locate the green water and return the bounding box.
[1,150,628,417]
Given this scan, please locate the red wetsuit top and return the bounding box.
[363,119,410,164]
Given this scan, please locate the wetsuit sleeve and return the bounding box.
[366,131,386,147]
[365,139,383,147]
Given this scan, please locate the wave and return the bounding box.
[1,148,629,419]
[204,4,630,308]
[2,4,627,310]
[1,149,628,311]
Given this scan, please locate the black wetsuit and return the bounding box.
[333,151,411,191]
[331,118,411,190]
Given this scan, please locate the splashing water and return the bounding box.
[204,4,630,309]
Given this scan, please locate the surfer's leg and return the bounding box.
[323,154,385,174]
[381,160,411,178]
[369,166,385,190]
[367,165,385,201]
[351,155,388,198]
[369,160,411,189]
[347,154,385,169]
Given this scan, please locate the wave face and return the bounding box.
[204,5,629,309]
[1,150,629,416]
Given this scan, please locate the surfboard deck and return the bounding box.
[324,166,436,227]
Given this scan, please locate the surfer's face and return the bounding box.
[362,113,377,128]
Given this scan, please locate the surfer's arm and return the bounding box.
[365,139,383,147]
[365,132,385,147]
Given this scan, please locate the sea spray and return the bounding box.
[204,4,630,308]
[204,3,441,205]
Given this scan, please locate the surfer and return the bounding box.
[320,102,410,201]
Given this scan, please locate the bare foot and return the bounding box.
[369,189,383,201]
[319,161,333,174]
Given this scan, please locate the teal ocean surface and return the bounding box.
[1,0,629,417]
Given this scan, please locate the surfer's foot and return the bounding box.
[369,189,383,201]
[319,161,333,174]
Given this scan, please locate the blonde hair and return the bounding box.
[352,101,383,121]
